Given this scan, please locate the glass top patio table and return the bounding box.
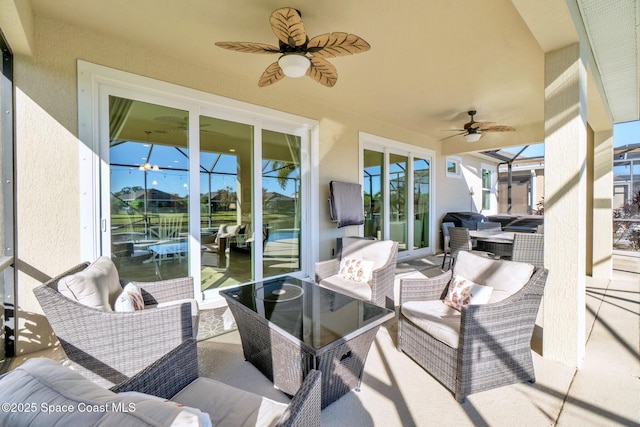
[220,276,394,351]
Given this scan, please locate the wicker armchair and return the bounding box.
[315,237,398,308]
[397,251,549,402]
[33,259,197,388]
[112,339,322,427]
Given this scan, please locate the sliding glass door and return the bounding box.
[104,93,309,300]
[363,150,384,240]
[413,157,430,250]
[361,134,433,258]
[389,154,408,252]
[199,116,254,290]
[262,130,301,277]
[109,98,190,282]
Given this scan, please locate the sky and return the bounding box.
[112,120,640,198]
[613,120,640,147]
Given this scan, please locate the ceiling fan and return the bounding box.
[443,110,516,142]
[215,7,370,87]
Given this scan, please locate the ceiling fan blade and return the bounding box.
[443,129,466,132]
[475,121,496,130]
[307,57,338,87]
[215,41,280,54]
[483,125,516,132]
[440,132,466,141]
[307,32,371,58]
[270,7,307,47]
[258,62,285,87]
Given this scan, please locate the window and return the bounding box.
[480,163,496,213]
[446,156,461,178]
[482,168,491,210]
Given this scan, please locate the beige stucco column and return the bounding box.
[592,130,613,278]
[543,43,587,366]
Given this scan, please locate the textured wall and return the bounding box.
[543,42,587,366]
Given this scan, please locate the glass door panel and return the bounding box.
[262,130,301,276]
[200,116,254,291]
[363,150,384,240]
[109,97,189,282]
[389,154,408,251]
[413,157,430,249]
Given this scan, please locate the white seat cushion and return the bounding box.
[453,251,534,303]
[172,377,287,427]
[319,275,372,301]
[57,257,122,311]
[401,300,462,348]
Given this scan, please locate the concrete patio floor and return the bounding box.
[7,253,640,426]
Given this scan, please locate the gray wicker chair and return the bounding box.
[397,251,549,402]
[112,339,322,427]
[511,232,544,268]
[441,221,455,268]
[447,227,494,269]
[315,237,398,308]
[33,261,197,388]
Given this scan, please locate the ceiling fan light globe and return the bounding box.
[464,133,482,143]
[278,54,310,78]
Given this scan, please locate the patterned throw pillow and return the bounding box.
[338,257,375,283]
[444,274,493,311]
[114,282,145,312]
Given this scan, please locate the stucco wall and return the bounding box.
[13,16,489,354]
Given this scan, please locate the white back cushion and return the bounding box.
[57,257,122,311]
[453,251,534,303]
[319,275,373,301]
[0,358,204,426]
[342,238,395,270]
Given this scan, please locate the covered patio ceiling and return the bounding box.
[1,0,636,151]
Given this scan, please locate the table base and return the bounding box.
[227,302,380,408]
[477,241,512,258]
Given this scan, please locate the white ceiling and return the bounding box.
[5,0,638,149]
[576,0,639,124]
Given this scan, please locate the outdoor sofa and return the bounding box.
[0,339,322,426]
